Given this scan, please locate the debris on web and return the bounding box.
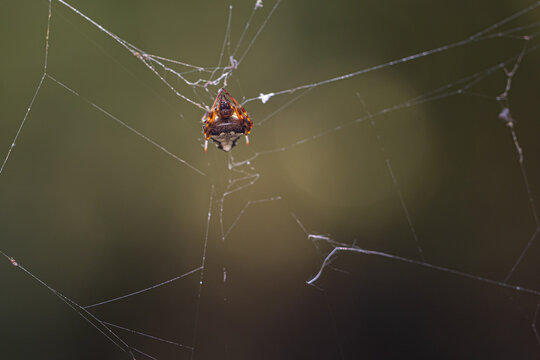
[258,92,275,104]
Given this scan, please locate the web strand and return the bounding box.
[190,185,215,359]
[207,5,234,88]
[45,75,207,177]
[84,266,203,309]
[4,0,540,357]
[244,2,540,105]
[488,40,540,283]
[0,0,51,177]
[303,237,540,297]
[236,41,540,167]
[238,0,282,65]
[0,251,133,356]
[231,0,263,59]
[104,322,194,351]
[356,93,425,260]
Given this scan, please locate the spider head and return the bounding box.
[218,99,233,119]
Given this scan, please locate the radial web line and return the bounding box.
[468,0,540,40]
[84,266,203,309]
[302,241,540,297]
[56,0,142,55]
[103,322,194,350]
[223,196,282,240]
[291,213,309,236]
[1,0,51,177]
[139,61,209,110]
[492,41,540,283]
[238,0,282,64]
[208,5,233,86]
[56,0,212,110]
[191,185,215,359]
[533,300,540,345]
[324,290,345,360]
[384,159,425,259]
[52,8,188,121]
[231,0,264,58]
[243,1,540,104]
[45,75,207,177]
[0,250,133,356]
[131,347,158,360]
[357,93,425,260]
[239,41,540,166]
[503,127,540,283]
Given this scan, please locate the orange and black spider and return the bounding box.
[202,88,253,152]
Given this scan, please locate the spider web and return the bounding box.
[2,0,540,358]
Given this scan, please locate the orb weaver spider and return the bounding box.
[202,88,253,152]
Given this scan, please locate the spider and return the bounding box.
[202,88,253,152]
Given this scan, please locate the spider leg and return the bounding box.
[211,88,224,111]
[223,90,253,132]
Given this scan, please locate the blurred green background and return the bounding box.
[1,0,540,359]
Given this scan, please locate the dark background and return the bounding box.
[1,0,540,359]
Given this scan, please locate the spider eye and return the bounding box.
[220,101,231,110]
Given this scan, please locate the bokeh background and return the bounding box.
[1,0,540,359]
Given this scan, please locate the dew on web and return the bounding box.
[2,0,540,358]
